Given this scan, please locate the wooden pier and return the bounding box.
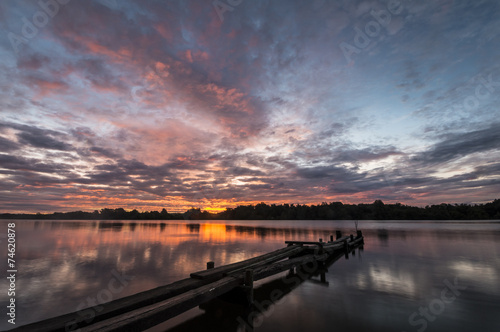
[10,231,364,332]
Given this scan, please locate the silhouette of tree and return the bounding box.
[1,199,499,220]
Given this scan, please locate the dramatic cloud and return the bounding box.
[0,0,499,212]
[414,123,500,165]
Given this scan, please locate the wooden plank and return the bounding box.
[225,246,305,277]
[330,235,350,243]
[79,276,242,332]
[316,237,361,253]
[346,236,364,247]
[285,236,349,246]
[190,245,304,280]
[284,240,323,245]
[285,236,351,251]
[243,238,364,282]
[251,239,363,282]
[9,277,211,332]
[252,254,325,280]
[290,236,353,254]
[321,235,362,250]
[302,241,346,253]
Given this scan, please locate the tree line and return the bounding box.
[1,199,499,220]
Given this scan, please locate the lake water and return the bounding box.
[1,219,499,332]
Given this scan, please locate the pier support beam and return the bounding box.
[244,269,254,305]
[344,240,349,259]
[207,261,215,270]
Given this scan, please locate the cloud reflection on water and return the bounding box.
[0,219,499,331]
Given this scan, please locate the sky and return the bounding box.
[0,0,499,213]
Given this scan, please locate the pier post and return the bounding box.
[356,230,362,238]
[350,234,354,241]
[244,269,254,305]
[317,242,324,255]
[330,235,333,242]
[343,240,349,259]
[336,230,342,240]
[320,271,326,283]
[207,261,215,270]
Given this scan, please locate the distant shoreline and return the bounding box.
[1,199,499,220]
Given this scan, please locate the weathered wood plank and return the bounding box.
[79,276,242,332]
[251,253,327,280]
[252,239,363,282]
[322,235,362,249]
[284,240,323,245]
[224,246,305,276]
[285,236,349,246]
[285,236,353,254]
[9,277,211,332]
[190,245,304,280]
[331,235,350,243]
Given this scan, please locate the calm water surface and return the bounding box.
[1,219,499,332]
